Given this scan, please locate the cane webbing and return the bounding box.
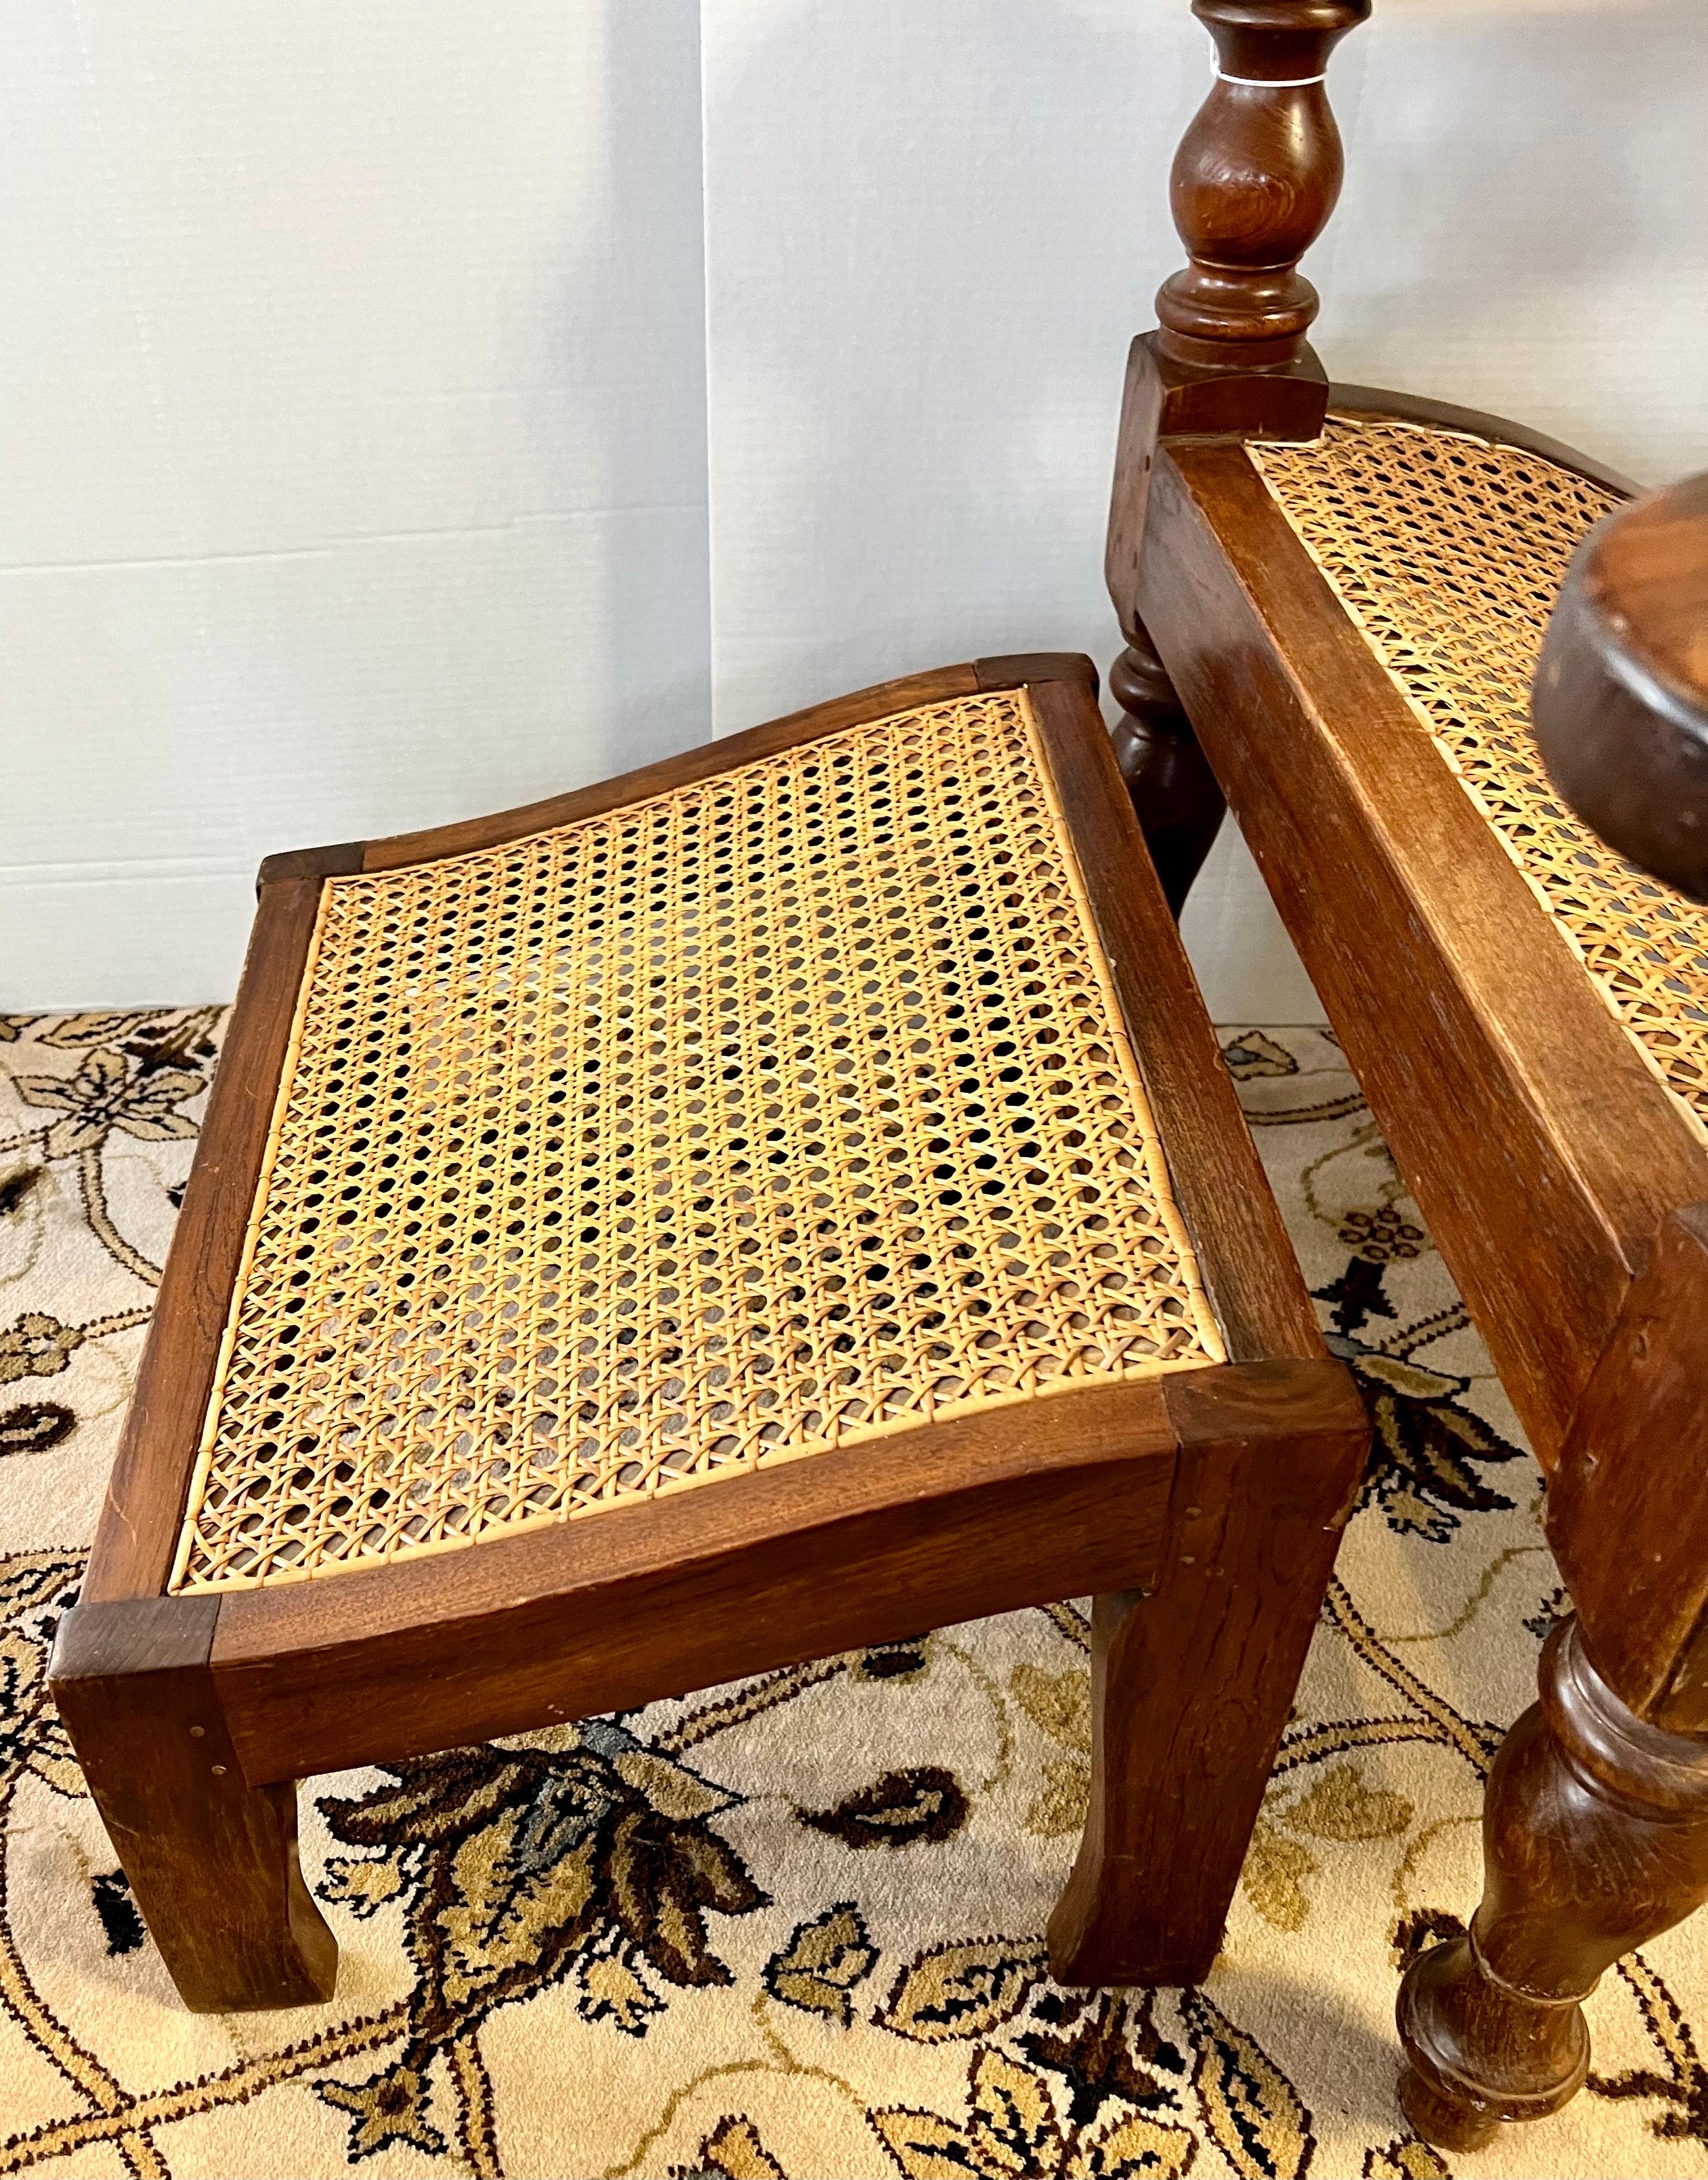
[169,690,1224,1593]
[1251,420,1708,1137]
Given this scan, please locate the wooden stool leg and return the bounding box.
[1048,1391,1357,1985]
[1398,1615,1708,2151]
[1109,619,1226,918]
[50,1596,337,2014]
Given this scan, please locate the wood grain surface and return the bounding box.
[1139,438,1708,1462]
[82,878,326,1603]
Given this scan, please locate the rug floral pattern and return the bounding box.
[1,1012,1704,2179]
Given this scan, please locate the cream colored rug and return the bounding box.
[1,1011,1703,2180]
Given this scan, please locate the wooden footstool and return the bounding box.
[51,656,1365,2013]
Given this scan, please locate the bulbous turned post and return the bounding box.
[1108,0,1370,911]
[1156,0,1370,372]
[1397,1616,1708,2152]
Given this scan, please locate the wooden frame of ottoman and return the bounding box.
[52,654,1366,2014]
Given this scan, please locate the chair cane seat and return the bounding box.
[169,687,1224,1594]
[1250,419,1708,1136]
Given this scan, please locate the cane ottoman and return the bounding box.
[51,655,1366,2011]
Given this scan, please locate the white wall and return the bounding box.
[6,1,1703,1014]
[701,0,1707,1020]
[1,0,710,1008]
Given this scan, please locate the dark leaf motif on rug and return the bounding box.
[35,1009,187,1051]
[764,1901,878,2025]
[1312,1256,1397,1338]
[0,1169,42,1219]
[1523,1583,1571,1644]
[0,1403,76,1459]
[1362,2138,1451,2178]
[672,2113,790,2179]
[36,1005,220,1072]
[1589,1953,1708,2144]
[849,1634,932,1683]
[91,1869,145,1957]
[1220,1032,1299,1079]
[0,1552,88,1804]
[877,1935,1048,2045]
[1181,1989,1314,2180]
[313,1720,766,2161]
[871,2043,1197,2179]
[1390,1908,1466,1976]
[1019,1989,1184,2126]
[1335,1345,1525,1542]
[14,1050,203,1161]
[797,1765,969,1851]
[117,1008,221,1075]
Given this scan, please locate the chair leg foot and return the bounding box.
[1396,1928,1586,2150]
[1049,1396,1358,1985]
[51,1596,337,2014]
[1395,2042,1502,2154]
[1397,1614,1708,2149]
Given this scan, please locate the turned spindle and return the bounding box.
[1108,629,1227,917]
[1156,0,1370,372]
[1398,981,1708,2154]
[1108,0,1370,909]
[1398,1616,1708,2153]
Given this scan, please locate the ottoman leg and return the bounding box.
[51,1596,337,2013]
[1049,1410,1353,1985]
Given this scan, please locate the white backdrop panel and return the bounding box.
[1,0,711,1008]
[6,0,1702,1012]
[701,0,1707,1022]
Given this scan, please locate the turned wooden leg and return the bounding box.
[1109,620,1226,919]
[1049,1375,1361,1983]
[50,1596,337,2013]
[1399,1614,1708,2151]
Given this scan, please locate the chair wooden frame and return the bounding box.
[1106,0,1708,2151]
[52,654,1367,2016]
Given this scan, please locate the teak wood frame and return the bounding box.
[1109,0,1708,2153]
[52,655,1368,2016]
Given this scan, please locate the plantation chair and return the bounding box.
[51,659,1367,2015]
[1106,0,1708,2151]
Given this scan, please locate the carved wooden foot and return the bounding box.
[1398,1614,1708,2150]
[1109,623,1226,918]
[1049,1372,1362,1984]
[51,1596,338,2013]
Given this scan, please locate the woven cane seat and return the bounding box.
[169,688,1224,1594]
[1251,419,1708,1136]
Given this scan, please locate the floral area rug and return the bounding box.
[1,1010,1705,2180]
